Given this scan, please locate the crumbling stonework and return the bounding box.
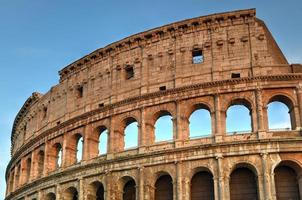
[5,9,302,200]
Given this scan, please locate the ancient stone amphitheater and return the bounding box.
[5,8,302,200]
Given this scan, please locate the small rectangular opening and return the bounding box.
[125,65,134,80]
[57,121,61,125]
[77,86,84,98]
[43,107,47,119]
[192,49,204,64]
[99,103,104,108]
[159,86,166,91]
[231,73,240,78]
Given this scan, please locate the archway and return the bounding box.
[63,187,78,200]
[123,118,138,149]
[123,178,136,200]
[98,127,108,155]
[274,161,301,200]
[230,167,258,200]
[191,171,214,200]
[189,105,212,138]
[154,111,173,142]
[45,192,56,200]
[155,174,173,200]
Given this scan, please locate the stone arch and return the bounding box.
[48,142,63,171]
[37,150,45,178]
[153,110,174,142]
[266,94,296,130]
[229,162,259,200]
[190,167,215,200]
[63,186,78,200]
[273,160,302,200]
[118,176,136,200]
[87,181,105,200]
[154,172,174,200]
[97,126,109,155]
[188,103,212,138]
[25,156,32,182]
[121,117,139,150]
[45,192,56,200]
[67,133,84,164]
[225,98,254,134]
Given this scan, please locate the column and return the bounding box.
[261,153,271,200]
[214,94,224,143]
[295,85,302,129]
[216,155,224,200]
[176,161,183,200]
[256,88,266,139]
[79,178,84,200]
[138,167,144,200]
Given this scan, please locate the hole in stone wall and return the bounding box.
[192,49,204,64]
[77,85,84,98]
[231,73,240,78]
[125,65,134,80]
[159,86,166,91]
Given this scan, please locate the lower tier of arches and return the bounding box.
[6,141,302,200]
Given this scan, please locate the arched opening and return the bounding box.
[63,187,78,200]
[191,170,214,200]
[26,157,32,182]
[37,150,44,178]
[87,181,105,200]
[267,95,295,131]
[230,167,259,200]
[75,134,84,162]
[15,163,21,188]
[56,143,63,168]
[226,99,252,134]
[154,111,173,142]
[155,174,173,200]
[123,178,136,200]
[189,105,212,138]
[274,161,301,200]
[123,118,138,149]
[9,170,14,193]
[45,192,56,200]
[98,127,108,155]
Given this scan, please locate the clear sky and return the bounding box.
[0,0,301,199]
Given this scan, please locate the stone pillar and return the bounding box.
[79,178,84,200]
[183,176,190,200]
[176,161,183,200]
[139,108,147,153]
[261,153,271,200]
[138,167,144,200]
[56,184,62,200]
[295,85,302,130]
[214,94,224,143]
[255,89,266,139]
[298,174,302,200]
[215,155,224,200]
[83,124,95,160]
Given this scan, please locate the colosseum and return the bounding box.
[5,8,302,200]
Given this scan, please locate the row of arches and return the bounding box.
[41,161,301,200]
[7,94,298,194]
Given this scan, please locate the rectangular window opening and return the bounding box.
[231,73,241,78]
[99,103,104,108]
[77,86,83,98]
[192,49,204,64]
[125,65,134,80]
[159,86,166,91]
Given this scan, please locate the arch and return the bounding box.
[189,104,212,138]
[26,157,32,182]
[190,169,214,200]
[123,117,139,149]
[274,160,302,200]
[87,181,105,200]
[229,165,259,200]
[74,134,84,162]
[267,95,295,130]
[121,176,136,200]
[45,192,56,200]
[97,126,108,155]
[63,187,78,200]
[154,110,173,142]
[55,143,63,168]
[154,173,173,200]
[226,98,253,134]
[37,150,44,178]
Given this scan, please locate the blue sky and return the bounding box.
[0,0,301,198]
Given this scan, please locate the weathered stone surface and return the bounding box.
[5,9,302,200]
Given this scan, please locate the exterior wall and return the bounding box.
[5,9,302,200]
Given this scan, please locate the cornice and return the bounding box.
[6,73,302,179]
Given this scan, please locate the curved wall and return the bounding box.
[5,8,302,200]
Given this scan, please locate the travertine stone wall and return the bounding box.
[5,9,302,200]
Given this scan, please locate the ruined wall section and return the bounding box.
[11,9,292,155]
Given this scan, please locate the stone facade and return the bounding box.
[5,9,302,200]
